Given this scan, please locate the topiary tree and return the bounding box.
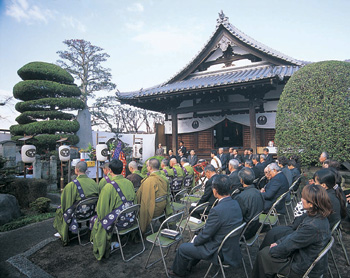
[10,62,85,153]
[275,60,350,165]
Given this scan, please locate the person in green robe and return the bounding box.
[90,159,136,260]
[98,162,111,193]
[137,158,171,233]
[161,158,174,179]
[180,157,195,188]
[53,161,99,245]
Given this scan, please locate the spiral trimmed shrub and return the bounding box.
[15,98,85,113]
[17,61,74,84]
[13,80,80,101]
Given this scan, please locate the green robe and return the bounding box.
[136,171,171,233]
[90,175,135,260]
[53,174,99,245]
[98,173,112,193]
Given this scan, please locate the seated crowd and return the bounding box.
[53,147,348,278]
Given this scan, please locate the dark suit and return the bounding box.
[218,153,229,171]
[253,162,264,180]
[172,197,243,276]
[262,172,289,214]
[234,185,264,240]
[265,154,274,165]
[179,146,187,156]
[228,170,242,193]
[188,155,198,166]
[231,154,242,163]
[191,175,216,218]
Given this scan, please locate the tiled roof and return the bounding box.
[119,65,300,99]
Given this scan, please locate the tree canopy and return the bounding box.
[56,39,116,105]
[275,60,350,165]
[91,96,164,133]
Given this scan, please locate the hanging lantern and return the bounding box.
[21,145,36,163]
[96,143,108,161]
[59,145,71,161]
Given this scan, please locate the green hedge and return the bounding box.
[275,61,350,165]
[13,80,81,101]
[10,120,80,135]
[12,134,79,146]
[16,111,75,124]
[17,61,74,84]
[15,98,85,112]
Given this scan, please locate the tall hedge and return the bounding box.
[11,62,85,152]
[275,61,350,165]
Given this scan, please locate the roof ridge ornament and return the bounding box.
[216,10,230,28]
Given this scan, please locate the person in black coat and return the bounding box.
[218,147,229,173]
[263,148,274,165]
[252,184,332,278]
[171,175,243,277]
[260,163,289,213]
[178,140,187,157]
[228,159,242,193]
[234,167,264,240]
[190,165,217,218]
[188,149,198,166]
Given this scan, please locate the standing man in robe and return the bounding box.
[155,143,164,156]
[90,159,135,260]
[137,158,170,234]
[53,161,99,245]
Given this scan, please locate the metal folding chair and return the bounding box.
[74,196,98,246]
[329,220,350,278]
[181,184,203,205]
[285,177,301,224]
[170,188,187,213]
[240,211,263,269]
[176,202,209,238]
[150,195,167,233]
[277,236,334,278]
[204,222,248,278]
[145,211,185,278]
[259,191,289,229]
[112,204,145,262]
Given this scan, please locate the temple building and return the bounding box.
[118,11,306,157]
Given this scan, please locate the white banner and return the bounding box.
[165,112,276,134]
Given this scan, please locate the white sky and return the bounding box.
[0,0,349,129]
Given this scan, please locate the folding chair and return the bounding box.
[176,202,209,238]
[112,204,145,262]
[170,188,187,213]
[150,195,167,233]
[259,191,289,229]
[74,196,98,246]
[204,222,248,278]
[231,188,240,197]
[145,211,185,278]
[277,236,334,278]
[181,184,203,205]
[329,220,350,278]
[285,177,301,224]
[240,211,263,268]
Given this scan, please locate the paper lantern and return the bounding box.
[96,143,108,161]
[59,145,71,161]
[21,145,36,163]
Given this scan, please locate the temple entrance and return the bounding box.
[213,119,243,148]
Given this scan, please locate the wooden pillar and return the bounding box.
[249,102,257,154]
[171,112,178,153]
